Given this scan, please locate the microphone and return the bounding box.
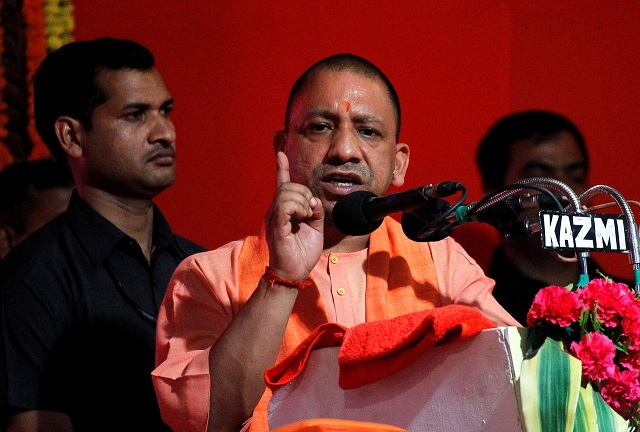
[401,200,455,242]
[457,193,566,229]
[500,218,542,241]
[402,192,565,242]
[332,181,463,236]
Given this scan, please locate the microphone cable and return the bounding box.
[402,182,467,241]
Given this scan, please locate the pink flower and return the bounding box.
[527,286,582,327]
[620,349,640,372]
[621,301,640,350]
[601,369,640,418]
[570,332,617,381]
[526,278,640,425]
[579,279,634,328]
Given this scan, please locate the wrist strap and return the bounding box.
[264,266,312,289]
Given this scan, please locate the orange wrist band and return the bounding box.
[264,266,312,289]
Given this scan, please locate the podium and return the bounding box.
[268,327,528,431]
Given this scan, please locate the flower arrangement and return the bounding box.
[526,277,640,430]
[0,0,74,167]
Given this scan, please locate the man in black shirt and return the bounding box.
[473,110,630,325]
[0,38,205,431]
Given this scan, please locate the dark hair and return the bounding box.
[0,158,74,232]
[284,54,401,140]
[476,110,589,191]
[33,37,155,163]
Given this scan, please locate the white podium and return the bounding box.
[268,327,529,431]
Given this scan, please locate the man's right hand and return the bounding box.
[264,151,324,282]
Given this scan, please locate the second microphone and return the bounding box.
[332,181,464,236]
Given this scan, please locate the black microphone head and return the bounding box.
[332,190,383,236]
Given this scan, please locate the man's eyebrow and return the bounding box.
[522,161,588,173]
[564,161,588,171]
[304,109,384,125]
[304,108,335,119]
[122,102,150,111]
[122,98,174,111]
[352,114,384,125]
[523,161,553,171]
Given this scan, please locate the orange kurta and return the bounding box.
[152,217,519,432]
[240,217,443,430]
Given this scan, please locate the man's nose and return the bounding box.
[326,127,363,163]
[149,114,176,145]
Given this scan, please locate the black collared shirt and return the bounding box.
[0,192,205,431]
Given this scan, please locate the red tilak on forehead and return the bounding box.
[340,101,351,112]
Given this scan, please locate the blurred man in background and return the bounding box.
[0,158,74,259]
[474,109,621,325]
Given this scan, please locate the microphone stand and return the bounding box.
[573,185,640,294]
[467,177,589,287]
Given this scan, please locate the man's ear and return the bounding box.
[273,130,286,154]
[54,117,84,158]
[391,142,410,188]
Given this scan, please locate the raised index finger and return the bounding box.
[276,151,291,188]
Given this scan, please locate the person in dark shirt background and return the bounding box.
[474,109,631,325]
[0,37,205,432]
[0,158,74,260]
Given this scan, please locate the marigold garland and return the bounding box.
[23,0,50,161]
[0,0,12,167]
[44,0,74,50]
[0,0,74,167]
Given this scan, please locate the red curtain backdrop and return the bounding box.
[72,1,640,280]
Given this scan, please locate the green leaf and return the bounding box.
[520,338,630,432]
[573,383,628,432]
[573,386,592,432]
[520,338,582,431]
